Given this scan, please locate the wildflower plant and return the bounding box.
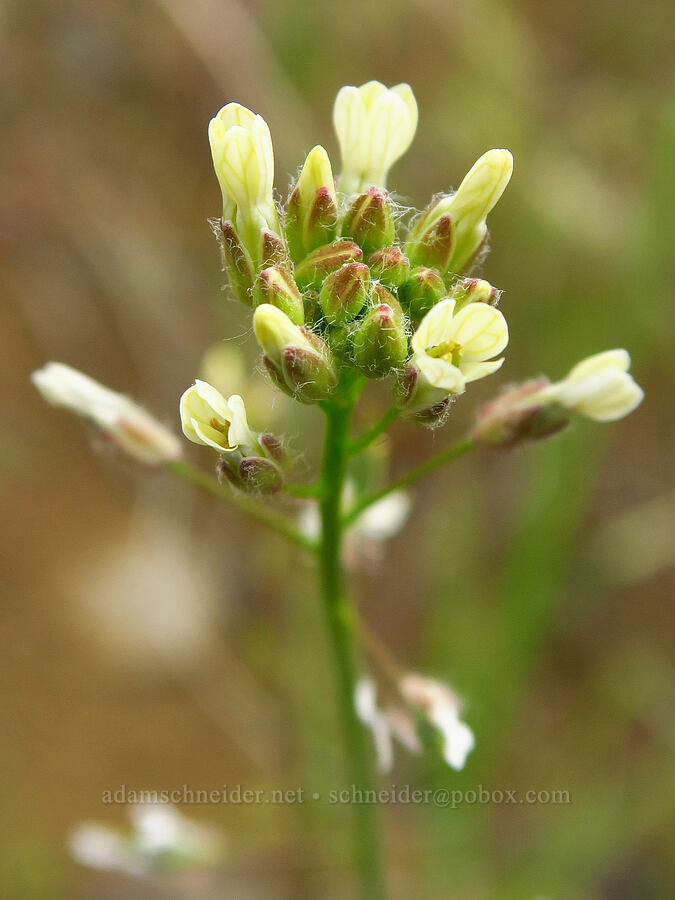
[33,81,644,898]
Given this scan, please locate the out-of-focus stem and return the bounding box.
[344,435,475,527]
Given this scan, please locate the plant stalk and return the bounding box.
[318,391,386,899]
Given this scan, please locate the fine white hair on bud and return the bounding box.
[179,380,257,455]
[333,81,418,194]
[538,349,644,422]
[208,102,279,238]
[31,362,182,465]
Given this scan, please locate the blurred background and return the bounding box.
[1,0,674,897]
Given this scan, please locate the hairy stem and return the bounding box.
[168,460,315,552]
[344,435,475,527]
[318,390,386,899]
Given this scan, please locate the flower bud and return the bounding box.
[253,304,337,403]
[449,277,500,311]
[471,378,569,445]
[333,81,418,194]
[208,103,282,267]
[237,457,284,494]
[341,188,395,255]
[209,219,255,306]
[406,149,513,275]
[366,246,410,288]
[256,265,304,325]
[285,146,338,261]
[293,239,363,291]
[395,354,464,425]
[32,363,182,465]
[351,286,409,378]
[398,266,446,321]
[319,261,370,325]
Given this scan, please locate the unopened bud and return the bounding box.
[341,188,396,255]
[256,265,304,325]
[285,146,338,261]
[261,230,289,269]
[253,304,337,403]
[406,206,455,272]
[351,286,409,377]
[450,277,499,311]
[394,354,464,425]
[210,219,255,306]
[319,262,370,325]
[217,455,283,495]
[406,149,513,275]
[366,246,410,288]
[398,266,446,321]
[294,239,363,291]
[259,432,287,464]
[471,379,569,445]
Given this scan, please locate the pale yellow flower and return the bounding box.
[252,303,315,369]
[411,297,508,387]
[179,380,256,454]
[536,349,643,421]
[333,81,418,193]
[208,102,278,235]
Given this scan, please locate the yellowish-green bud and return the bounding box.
[285,146,338,261]
[366,246,410,288]
[256,265,304,325]
[341,188,395,255]
[253,304,337,403]
[398,266,446,322]
[351,286,409,378]
[449,277,499,311]
[293,239,363,290]
[319,261,370,325]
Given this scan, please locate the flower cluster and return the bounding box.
[206,80,515,427]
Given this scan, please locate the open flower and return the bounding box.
[180,380,257,454]
[333,81,418,193]
[536,349,643,421]
[412,297,508,385]
[31,363,181,465]
[208,103,279,239]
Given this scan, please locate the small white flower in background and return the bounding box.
[355,678,395,774]
[208,102,279,237]
[333,81,418,193]
[400,673,475,771]
[299,483,411,563]
[355,673,474,773]
[536,349,644,422]
[68,822,147,877]
[180,380,257,455]
[68,804,226,878]
[31,362,182,465]
[412,297,509,388]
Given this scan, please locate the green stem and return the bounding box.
[344,435,475,527]
[168,460,315,552]
[349,407,400,455]
[318,389,386,900]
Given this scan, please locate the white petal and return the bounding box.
[450,302,509,361]
[460,357,505,383]
[565,348,631,383]
[411,297,456,354]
